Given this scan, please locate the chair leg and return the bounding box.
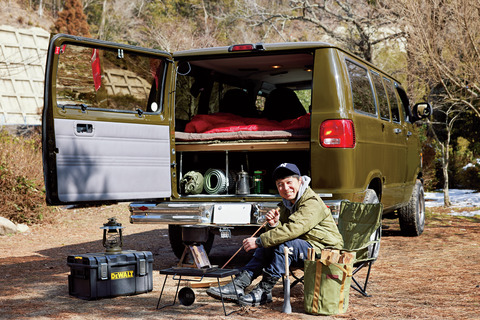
[290,277,303,289]
[351,261,373,297]
[290,269,304,289]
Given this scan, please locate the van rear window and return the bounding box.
[345,60,377,117]
[55,44,166,114]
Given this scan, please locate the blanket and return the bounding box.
[184,113,311,134]
[175,129,310,142]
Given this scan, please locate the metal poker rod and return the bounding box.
[221,220,268,269]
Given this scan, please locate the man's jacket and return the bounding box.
[259,186,344,252]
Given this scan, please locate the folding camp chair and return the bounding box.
[284,201,382,298]
[337,201,383,297]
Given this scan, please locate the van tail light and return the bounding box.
[320,119,356,148]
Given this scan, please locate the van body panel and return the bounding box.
[53,118,171,202]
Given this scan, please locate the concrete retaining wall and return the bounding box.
[0,25,49,126]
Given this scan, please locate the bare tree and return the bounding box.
[394,0,480,116]
[139,0,226,51]
[392,0,480,205]
[234,0,405,62]
[426,97,465,206]
[93,0,145,43]
[38,0,43,16]
[97,0,107,40]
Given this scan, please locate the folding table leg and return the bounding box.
[217,275,240,316]
[156,275,183,309]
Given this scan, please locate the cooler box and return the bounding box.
[67,250,153,300]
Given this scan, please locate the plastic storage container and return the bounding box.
[67,250,153,300]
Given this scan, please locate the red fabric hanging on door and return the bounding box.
[91,49,102,91]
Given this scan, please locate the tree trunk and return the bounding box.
[98,0,108,40]
[442,139,452,207]
[38,0,43,17]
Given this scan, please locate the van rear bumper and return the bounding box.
[130,197,343,225]
[129,201,278,225]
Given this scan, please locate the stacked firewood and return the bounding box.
[307,248,355,264]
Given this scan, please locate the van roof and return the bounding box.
[172,41,402,85]
[173,41,336,57]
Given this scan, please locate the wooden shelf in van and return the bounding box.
[176,140,310,152]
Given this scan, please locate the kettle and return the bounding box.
[236,165,252,195]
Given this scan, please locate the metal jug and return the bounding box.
[236,165,252,195]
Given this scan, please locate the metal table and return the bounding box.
[156,267,240,316]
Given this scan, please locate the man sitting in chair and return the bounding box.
[207,163,344,306]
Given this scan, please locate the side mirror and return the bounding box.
[412,102,432,120]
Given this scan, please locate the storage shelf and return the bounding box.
[176,140,310,152]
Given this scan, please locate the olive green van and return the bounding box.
[43,34,431,257]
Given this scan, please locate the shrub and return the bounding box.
[0,129,55,225]
[457,162,480,191]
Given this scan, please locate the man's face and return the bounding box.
[275,176,302,203]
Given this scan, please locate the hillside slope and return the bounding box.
[1,0,53,31]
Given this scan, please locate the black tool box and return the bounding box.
[67,250,153,300]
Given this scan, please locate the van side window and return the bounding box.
[384,78,400,123]
[395,84,410,123]
[371,71,390,121]
[346,60,377,116]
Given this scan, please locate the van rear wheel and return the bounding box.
[363,188,379,204]
[399,180,425,236]
[168,225,215,259]
[363,188,381,260]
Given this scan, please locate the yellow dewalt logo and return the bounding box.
[111,270,134,280]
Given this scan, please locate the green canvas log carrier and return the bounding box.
[303,259,353,315]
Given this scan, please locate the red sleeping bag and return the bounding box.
[184,113,310,134]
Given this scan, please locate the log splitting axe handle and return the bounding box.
[283,246,292,314]
[284,246,289,277]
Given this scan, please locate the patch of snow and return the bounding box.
[425,189,480,217]
[462,158,480,170]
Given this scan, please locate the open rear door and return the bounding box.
[43,34,174,205]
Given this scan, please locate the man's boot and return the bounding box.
[206,270,252,302]
[238,271,280,307]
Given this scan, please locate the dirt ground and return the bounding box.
[0,203,479,320]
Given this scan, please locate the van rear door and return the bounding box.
[43,34,174,205]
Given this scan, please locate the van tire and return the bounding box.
[399,180,425,236]
[168,225,215,259]
[363,188,381,260]
[363,188,379,204]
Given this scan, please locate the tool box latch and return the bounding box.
[139,259,146,276]
[100,263,108,280]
